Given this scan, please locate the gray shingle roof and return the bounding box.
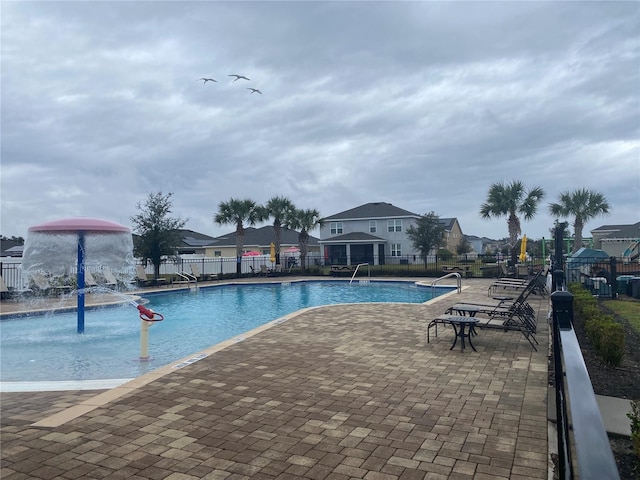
[320,232,387,242]
[213,226,319,247]
[323,202,419,220]
[177,229,219,248]
[439,218,456,230]
[597,221,640,240]
[591,221,640,233]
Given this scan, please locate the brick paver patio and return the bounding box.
[1,278,549,479]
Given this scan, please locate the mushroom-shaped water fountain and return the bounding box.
[22,218,135,333]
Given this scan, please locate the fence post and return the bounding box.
[553,269,565,292]
[551,290,574,330]
[609,256,617,299]
[551,289,575,480]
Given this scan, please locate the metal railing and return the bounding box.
[349,263,370,284]
[429,272,461,294]
[550,227,620,480]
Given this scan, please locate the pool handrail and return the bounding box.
[430,272,462,295]
[174,271,197,287]
[349,263,371,284]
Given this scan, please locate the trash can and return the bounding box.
[616,275,635,295]
[630,277,640,299]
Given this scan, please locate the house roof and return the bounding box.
[319,232,387,243]
[323,203,460,233]
[323,202,419,220]
[597,221,640,241]
[213,225,319,248]
[439,218,457,230]
[0,240,24,257]
[177,229,219,247]
[591,221,640,233]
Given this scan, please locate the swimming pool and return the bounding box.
[0,280,451,383]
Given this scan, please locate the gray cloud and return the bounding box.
[2,1,638,242]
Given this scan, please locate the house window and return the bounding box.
[330,222,343,235]
[391,243,401,256]
[387,220,402,232]
[214,251,221,257]
[369,221,377,233]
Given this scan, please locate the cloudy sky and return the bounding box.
[2,1,639,242]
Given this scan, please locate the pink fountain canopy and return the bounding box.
[23,217,134,276]
[28,217,130,233]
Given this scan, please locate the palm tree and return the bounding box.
[258,196,295,266]
[480,180,544,264]
[214,198,259,277]
[549,188,610,253]
[287,208,324,271]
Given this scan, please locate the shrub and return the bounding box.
[574,280,626,366]
[579,304,600,321]
[585,315,625,366]
[628,400,640,460]
[436,249,453,261]
[568,282,583,294]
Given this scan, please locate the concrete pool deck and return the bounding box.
[1,277,550,479]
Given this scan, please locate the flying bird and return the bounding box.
[247,88,262,95]
[229,74,250,82]
[197,78,217,84]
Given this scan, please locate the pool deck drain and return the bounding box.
[1,277,550,480]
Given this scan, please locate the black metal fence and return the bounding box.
[550,226,621,480]
[3,251,639,290]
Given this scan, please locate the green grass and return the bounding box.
[601,299,640,335]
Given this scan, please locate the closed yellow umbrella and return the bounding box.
[519,235,528,262]
[270,242,276,264]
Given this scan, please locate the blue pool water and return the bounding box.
[0,280,450,382]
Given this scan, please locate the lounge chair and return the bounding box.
[190,263,214,281]
[0,274,12,299]
[30,272,53,296]
[441,283,539,350]
[488,269,547,297]
[260,265,269,277]
[0,274,31,299]
[83,271,99,289]
[136,265,167,287]
[101,268,118,289]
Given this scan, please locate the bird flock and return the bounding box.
[197,74,262,95]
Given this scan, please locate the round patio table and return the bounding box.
[448,317,480,352]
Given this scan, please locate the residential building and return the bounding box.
[205,225,320,258]
[440,217,464,253]
[175,229,219,256]
[591,221,640,259]
[464,235,484,254]
[0,239,24,257]
[318,202,463,265]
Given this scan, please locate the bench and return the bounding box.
[330,265,355,277]
[441,265,473,278]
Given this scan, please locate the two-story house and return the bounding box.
[318,202,463,265]
[591,221,640,259]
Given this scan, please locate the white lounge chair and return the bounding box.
[136,265,167,287]
[0,274,11,299]
[190,263,214,281]
[30,272,53,296]
[0,274,32,299]
[84,271,99,288]
[101,269,118,289]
